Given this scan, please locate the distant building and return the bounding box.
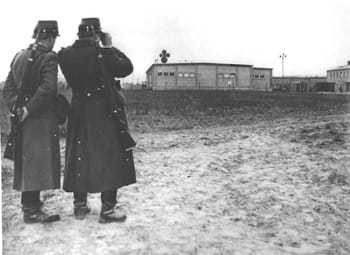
[146,62,272,90]
[327,61,350,92]
[122,82,147,90]
[272,76,327,92]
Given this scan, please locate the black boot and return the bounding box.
[99,209,127,224]
[23,209,60,224]
[73,192,91,220]
[22,191,60,224]
[99,189,126,223]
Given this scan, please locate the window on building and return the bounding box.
[254,74,259,79]
[224,74,230,78]
[218,74,223,78]
[230,73,235,78]
[178,72,183,77]
[164,72,169,76]
[190,73,195,78]
[170,72,175,76]
[260,74,265,79]
[158,72,162,76]
[184,73,189,77]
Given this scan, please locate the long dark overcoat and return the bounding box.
[2,44,60,191]
[58,39,136,193]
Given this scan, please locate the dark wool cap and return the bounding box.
[32,20,59,39]
[78,17,102,37]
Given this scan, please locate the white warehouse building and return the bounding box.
[327,61,350,92]
[146,62,272,90]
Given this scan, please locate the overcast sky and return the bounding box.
[1,0,349,83]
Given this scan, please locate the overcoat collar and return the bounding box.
[72,38,97,48]
[29,43,51,52]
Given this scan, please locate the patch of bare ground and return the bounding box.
[2,112,350,254]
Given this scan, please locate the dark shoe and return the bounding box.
[23,210,60,224]
[74,205,91,220]
[99,209,127,224]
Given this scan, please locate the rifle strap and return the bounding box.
[18,44,39,100]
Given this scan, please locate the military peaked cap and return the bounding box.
[32,20,59,39]
[78,17,102,37]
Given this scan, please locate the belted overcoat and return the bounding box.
[2,44,61,191]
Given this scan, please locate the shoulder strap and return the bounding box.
[20,45,38,93]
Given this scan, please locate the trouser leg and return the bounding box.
[73,192,88,207]
[73,192,90,219]
[100,189,117,214]
[21,191,41,214]
[99,189,126,223]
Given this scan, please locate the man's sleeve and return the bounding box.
[2,70,17,111]
[26,52,58,115]
[101,47,133,78]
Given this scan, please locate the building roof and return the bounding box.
[327,65,350,71]
[253,67,273,70]
[146,62,254,74]
[272,76,327,79]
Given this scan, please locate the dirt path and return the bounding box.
[2,114,350,255]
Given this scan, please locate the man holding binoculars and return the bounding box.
[58,18,136,223]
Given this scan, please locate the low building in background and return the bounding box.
[327,61,350,92]
[272,76,327,92]
[146,62,272,90]
[122,82,148,90]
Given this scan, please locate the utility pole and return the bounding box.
[279,53,287,77]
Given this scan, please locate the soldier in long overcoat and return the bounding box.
[58,18,136,223]
[2,21,61,223]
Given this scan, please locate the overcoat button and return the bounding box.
[87,93,91,97]
[77,157,81,160]
[77,140,81,144]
